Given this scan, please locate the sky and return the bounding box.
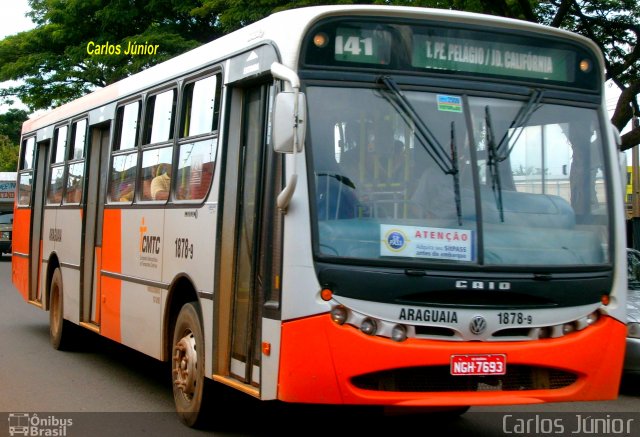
[0,0,35,113]
[0,0,34,39]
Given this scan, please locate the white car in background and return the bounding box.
[625,248,640,376]
[0,212,12,255]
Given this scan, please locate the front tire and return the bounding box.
[172,302,207,427]
[49,268,75,350]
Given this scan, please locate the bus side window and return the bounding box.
[47,125,68,205]
[47,166,65,204]
[139,89,177,202]
[176,139,217,200]
[17,137,35,207]
[64,163,84,204]
[140,147,173,201]
[64,119,87,204]
[18,173,32,206]
[143,89,176,145]
[175,73,221,201]
[109,153,138,203]
[109,101,140,203]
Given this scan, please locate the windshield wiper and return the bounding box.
[378,76,462,224]
[450,122,462,226]
[483,89,544,222]
[496,89,544,162]
[485,106,504,222]
[377,76,456,175]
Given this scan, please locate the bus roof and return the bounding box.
[22,5,603,136]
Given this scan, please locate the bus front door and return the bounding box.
[81,125,110,327]
[29,140,48,303]
[217,83,274,389]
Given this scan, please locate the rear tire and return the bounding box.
[172,302,208,427]
[49,268,75,350]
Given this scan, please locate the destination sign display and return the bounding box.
[412,34,575,82]
[304,18,599,90]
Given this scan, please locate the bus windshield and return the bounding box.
[307,85,609,267]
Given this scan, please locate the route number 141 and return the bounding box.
[335,35,373,56]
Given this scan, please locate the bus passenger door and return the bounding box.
[217,83,274,388]
[29,140,49,303]
[81,125,110,327]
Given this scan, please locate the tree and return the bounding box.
[536,0,640,151]
[0,109,29,145]
[0,135,19,172]
[0,0,221,109]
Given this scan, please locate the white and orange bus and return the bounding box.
[13,5,627,427]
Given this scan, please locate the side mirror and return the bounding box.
[270,62,305,213]
[611,123,622,149]
[620,148,628,200]
[614,124,626,198]
[272,92,306,154]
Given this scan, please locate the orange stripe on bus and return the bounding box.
[11,208,31,300]
[100,276,121,341]
[12,255,28,301]
[12,208,31,254]
[100,209,122,342]
[37,239,43,301]
[95,246,102,325]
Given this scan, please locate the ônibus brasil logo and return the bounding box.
[7,413,73,436]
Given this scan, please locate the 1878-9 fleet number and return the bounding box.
[175,238,194,259]
[498,312,533,325]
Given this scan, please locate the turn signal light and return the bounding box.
[262,342,271,356]
[320,288,333,301]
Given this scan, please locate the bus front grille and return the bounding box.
[351,365,578,392]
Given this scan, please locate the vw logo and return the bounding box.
[469,316,487,335]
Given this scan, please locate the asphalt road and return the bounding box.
[1,255,639,436]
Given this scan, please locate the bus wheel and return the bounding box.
[49,268,74,350]
[172,302,206,427]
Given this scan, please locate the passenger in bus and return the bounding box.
[119,182,134,202]
[151,164,171,200]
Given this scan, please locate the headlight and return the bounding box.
[0,231,9,239]
[331,306,348,325]
[629,322,640,339]
[360,318,377,336]
[391,324,407,342]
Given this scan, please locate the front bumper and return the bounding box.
[278,313,626,406]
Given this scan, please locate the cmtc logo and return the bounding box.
[384,229,408,252]
[139,217,161,255]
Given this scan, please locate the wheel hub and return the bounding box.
[172,333,197,397]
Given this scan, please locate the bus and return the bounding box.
[13,5,627,427]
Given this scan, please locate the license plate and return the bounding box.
[450,354,507,375]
